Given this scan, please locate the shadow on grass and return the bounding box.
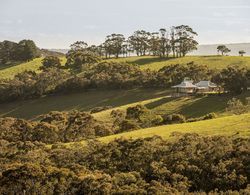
[0,61,21,71]
[128,56,175,66]
[178,95,231,118]
[145,97,176,109]
[0,88,172,120]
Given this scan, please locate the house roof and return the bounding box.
[195,81,217,89]
[172,81,197,88]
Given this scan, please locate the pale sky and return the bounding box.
[0,0,250,48]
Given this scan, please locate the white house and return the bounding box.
[172,80,197,93]
[172,80,219,94]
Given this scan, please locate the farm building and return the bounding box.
[172,80,197,93]
[172,80,219,94]
[195,81,219,93]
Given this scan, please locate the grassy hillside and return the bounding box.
[0,89,171,119]
[1,55,250,79]
[93,91,250,122]
[0,57,66,79]
[111,55,250,70]
[64,113,250,147]
[1,86,249,121]
[99,113,250,142]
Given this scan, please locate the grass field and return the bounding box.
[1,86,249,121]
[111,55,250,70]
[1,55,250,79]
[0,57,66,79]
[63,113,250,147]
[0,88,171,119]
[93,91,250,122]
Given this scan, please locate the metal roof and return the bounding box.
[195,81,217,88]
[172,81,197,88]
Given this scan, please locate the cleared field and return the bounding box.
[64,113,250,147]
[0,88,171,119]
[0,57,66,79]
[93,91,250,121]
[1,87,249,120]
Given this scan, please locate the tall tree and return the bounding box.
[128,30,150,56]
[104,34,125,58]
[148,32,160,56]
[159,28,171,57]
[174,25,198,57]
[170,27,177,58]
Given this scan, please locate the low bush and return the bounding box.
[90,106,113,114]
[162,114,186,124]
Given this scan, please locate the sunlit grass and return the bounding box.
[110,55,250,70]
[0,57,66,79]
[62,113,250,148]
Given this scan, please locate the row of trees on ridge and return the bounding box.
[69,25,198,59]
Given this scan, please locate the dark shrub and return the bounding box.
[162,114,186,124]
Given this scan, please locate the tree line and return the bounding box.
[68,25,198,59]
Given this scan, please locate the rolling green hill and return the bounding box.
[63,113,250,147]
[1,55,250,79]
[1,55,249,146]
[0,57,66,79]
[0,89,171,119]
[111,55,250,70]
[1,87,249,121]
[98,113,250,142]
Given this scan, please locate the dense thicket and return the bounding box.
[0,134,249,194]
[0,68,69,102]
[0,111,113,143]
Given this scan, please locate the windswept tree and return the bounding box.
[174,25,198,57]
[217,45,231,56]
[128,30,150,56]
[239,50,246,56]
[104,34,125,58]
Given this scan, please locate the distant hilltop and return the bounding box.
[49,43,250,56]
[191,43,250,56]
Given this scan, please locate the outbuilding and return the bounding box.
[195,81,218,93]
